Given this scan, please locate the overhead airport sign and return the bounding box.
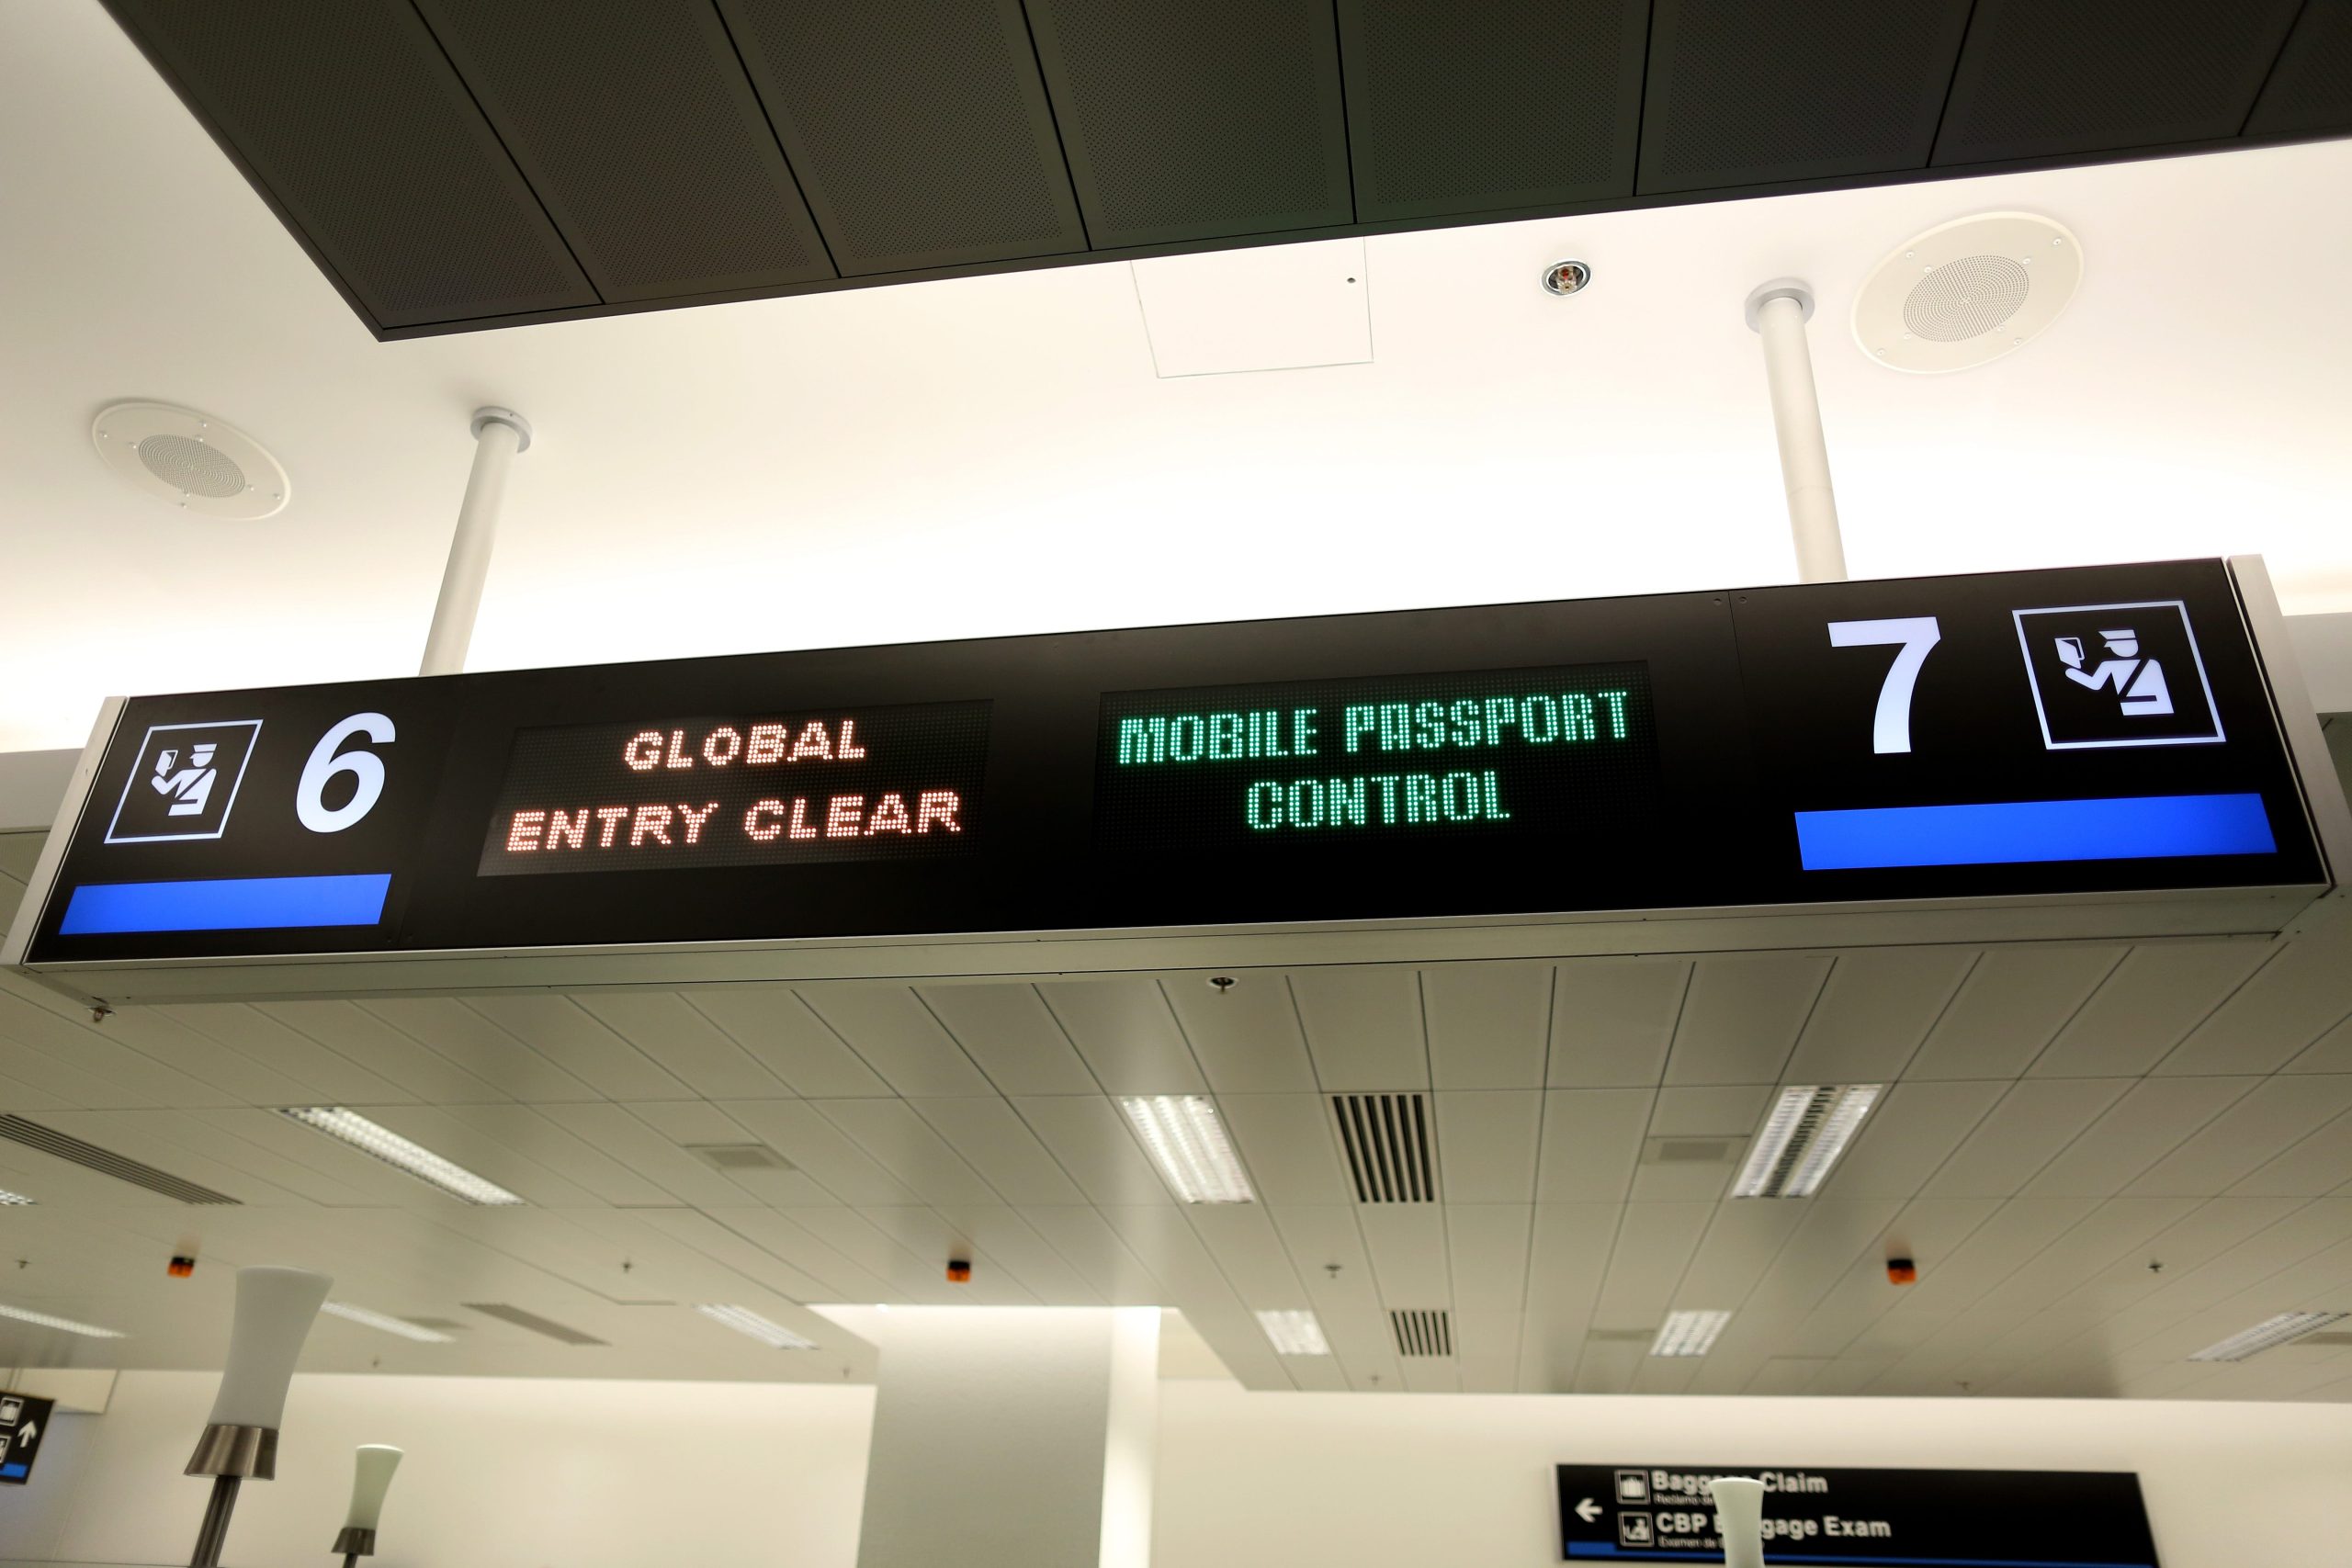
[1555,1463,2160,1568]
[6,558,2337,1000]
[0,1393,56,1485]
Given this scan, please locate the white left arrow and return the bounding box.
[1576,1498,1602,1523]
[16,1422,36,1447]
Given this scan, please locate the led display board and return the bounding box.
[7,558,2336,997]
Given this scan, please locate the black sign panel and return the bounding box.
[0,1393,56,1485]
[1555,1463,2159,1568]
[17,560,2326,966]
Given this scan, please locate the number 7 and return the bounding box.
[1827,616,1941,754]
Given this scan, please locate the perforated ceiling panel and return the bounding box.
[1935,0,2307,165]
[104,0,595,329]
[718,0,1084,276]
[2245,0,2352,141]
[1027,0,1353,246]
[1338,0,1648,221]
[1637,0,1973,194]
[412,0,833,301]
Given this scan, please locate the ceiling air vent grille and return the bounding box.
[463,1303,609,1346]
[688,1145,794,1171]
[0,1115,240,1204]
[1390,1309,1453,1358]
[1331,1093,1436,1202]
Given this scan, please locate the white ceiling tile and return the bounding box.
[28,1110,317,1206]
[2230,1104,2352,1196]
[1266,1205,1392,1363]
[1516,1204,1629,1392]
[905,1096,1088,1205]
[1589,1201,1714,1325]
[1782,949,1975,1084]
[2157,937,2352,1076]
[188,1106,461,1207]
[1673,1201,1811,1306]
[1183,1203,1308,1304]
[0,991,233,1109]
[537,1101,786,1209]
[812,1100,1002,1206]
[2044,1196,2304,1314]
[2126,1077,2352,1196]
[1535,1089,1653,1202]
[928,1204,1104,1304]
[1548,958,1686,1088]
[1919,1078,2132,1197]
[260,1000,514,1104]
[1665,953,1831,1084]
[465,995,691,1100]
[1037,978,1204,1094]
[1020,1204,1169,1305]
[2139,1197,2352,1314]
[628,1207,835,1302]
[1099,1204,1245,1305]
[349,998,598,1101]
[684,988,888,1097]
[701,1209,909,1304]
[1815,1079,2006,1200]
[1217,1093,1350,1206]
[571,992,793,1099]
[1628,1149,1741,1203]
[2031,942,2268,1077]
[1010,1095,1173,1206]
[1356,1204,1450,1307]
[1159,972,1317,1093]
[8,982,307,1104]
[2021,1077,2257,1197]
[358,1105,604,1206]
[168,1003,414,1104]
[2285,1012,2352,1075]
[718,1100,924,1205]
[1432,1091,1541,1203]
[1289,967,1427,1090]
[1446,1204,1532,1318]
[619,1100,746,1144]
[792,987,991,1098]
[1896,1198,2098,1314]
[1648,1085,1771,1136]
[854,1209,1035,1305]
[431,1102,680,1207]
[770,1208,959,1303]
[1904,945,2125,1080]
[1972,1197,2199,1315]
[1423,963,1551,1089]
[915,983,1097,1095]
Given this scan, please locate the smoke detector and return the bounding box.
[93,402,289,519]
[1851,213,2082,374]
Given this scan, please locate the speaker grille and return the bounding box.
[109,0,596,327]
[0,1116,240,1205]
[1640,0,1972,193]
[1339,0,1643,220]
[1904,254,2031,342]
[1389,1309,1452,1358]
[412,0,832,300]
[1331,1093,1437,1203]
[1029,0,1352,244]
[136,435,246,499]
[721,0,1083,274]
[1934,0,2304,164]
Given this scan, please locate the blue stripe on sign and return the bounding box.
[0,1462,25,1479]
[59,874,393,934]
[1566,1545,2153,1568]
[1793,793,2275,872]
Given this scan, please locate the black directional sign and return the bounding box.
[0,1392,57,1485]
[1555,1463,2160,1568]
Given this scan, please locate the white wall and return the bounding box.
[1152,1382,2352,1568]
[0,1370,874,1568]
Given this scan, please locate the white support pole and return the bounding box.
[1745,280,1846,583]
[420,407,532,677]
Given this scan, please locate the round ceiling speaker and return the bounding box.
[1851,212,2082,374]
[92,402,289,519]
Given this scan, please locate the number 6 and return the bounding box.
[1828,617,1940,754]
[298,712,395,832]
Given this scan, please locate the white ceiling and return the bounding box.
[3,820,2349,1402]
[4,2,2352,752]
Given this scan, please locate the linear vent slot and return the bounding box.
[2299,1331,2352,1348]
[0,1115,240,1204]
[1389,1309,1453,1358]
[1330,1093,1436,1202]
[463,1303,609,1346]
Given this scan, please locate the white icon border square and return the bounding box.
[1617,1512,1655,1548]
[1613,1469,1650,1504]
[103,719,265,844]
[2011,599,2225,750]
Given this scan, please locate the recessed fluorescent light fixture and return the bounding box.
[1117,1095,1255,1204]
[1734,1085,1882,1198]
[0,1189,31,1205]
[1650,1310,1732,1358]
[2188,1311,2349,1363]
[277,1108,525,1206]
[695,1303,817,1350]
[322,1302,455,1344]
[0,1303,125,1339]
[1256,1309,1331,1356]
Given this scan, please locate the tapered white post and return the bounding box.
[420,407,532,677]
[1746,281,1846,583]
[1709,1476,1766,1568]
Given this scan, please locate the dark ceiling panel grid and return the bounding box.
[1636,0,1975,195]
[1024,0,1355,247]
[1932,0,2308,165]
[102,0,598,330]
[1336,0,1652,222]
[2245,0,2352,139]
[408,0,836,302]
[716,0,1088,276]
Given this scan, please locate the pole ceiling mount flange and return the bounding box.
[1744,279,1815,332]
[469,406,532,453]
